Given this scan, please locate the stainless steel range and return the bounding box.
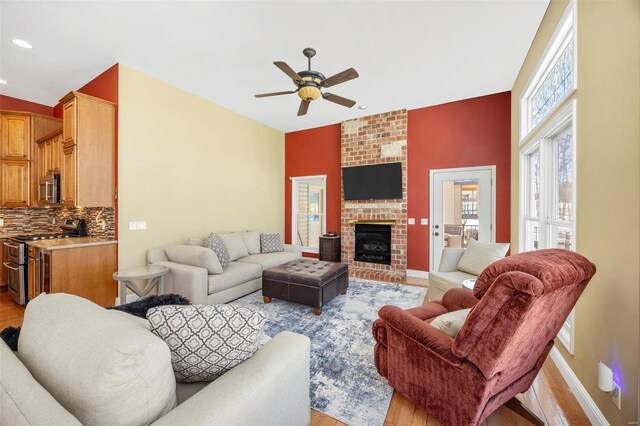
[4,219,87,305]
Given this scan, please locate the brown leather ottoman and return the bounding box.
[262,259,349,315]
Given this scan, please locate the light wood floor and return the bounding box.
[0,280,589,426]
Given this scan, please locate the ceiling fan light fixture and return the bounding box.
[0,79,7,85]
[298,85,321,101]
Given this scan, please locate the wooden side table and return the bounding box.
[113,265,169,305]
[319,235,341,262]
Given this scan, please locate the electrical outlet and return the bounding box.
[612,382,622,410]
[420,218,429,225]
[0,218,4,227]
[408,218,415,225]
[129,221,147,231]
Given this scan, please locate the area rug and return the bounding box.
[233,277,427,426]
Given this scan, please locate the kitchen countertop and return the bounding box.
[0,231,40,239]
[26,237,117,251]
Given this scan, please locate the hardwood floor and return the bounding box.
[0,280,589,426]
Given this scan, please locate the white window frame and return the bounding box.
[520,101,577,354]
[520,1,576,142]
[291,175,327,253]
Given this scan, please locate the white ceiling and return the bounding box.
[0,1,549,133]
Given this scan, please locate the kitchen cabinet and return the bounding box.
[59,92,115,208]
[30,242,117,306]
[0,111,61,207]
[1,160,30,207]
[1,114,30,160]
[0,238,6,287]
[35,129,63,206]
[61,144,77,206]
[27,251,38,300]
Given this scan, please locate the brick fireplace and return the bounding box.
[340,110,408,282]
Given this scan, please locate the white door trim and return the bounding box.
[429,165,497,271]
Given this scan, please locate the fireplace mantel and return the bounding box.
[347,219,396,225]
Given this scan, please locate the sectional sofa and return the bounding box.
[147,231,302,304]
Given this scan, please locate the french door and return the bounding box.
[430,166,495,271]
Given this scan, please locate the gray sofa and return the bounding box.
[1,293,311,426]
[147,232,302,305]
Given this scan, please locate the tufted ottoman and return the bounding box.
[262,259,349,315]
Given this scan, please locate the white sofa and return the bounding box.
[147,232,302,305]
[428,240,510,301]
[1,293,311,426]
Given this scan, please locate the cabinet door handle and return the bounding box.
[3,262,19,271]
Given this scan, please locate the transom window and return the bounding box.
[291,175,326,252]
[521,4,575,140]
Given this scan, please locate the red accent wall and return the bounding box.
[284,91,511,270]
[284,124,341,257]
[407,91,511,271]
[0,95,54,116]
[53,64,119,118]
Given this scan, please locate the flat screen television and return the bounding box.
[342,162,402,200]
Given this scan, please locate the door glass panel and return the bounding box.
[443,179,479,248]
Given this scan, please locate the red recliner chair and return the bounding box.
[373,249,596,425]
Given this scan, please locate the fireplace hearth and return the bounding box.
[354,224,392,265]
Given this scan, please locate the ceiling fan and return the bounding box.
[255,47,359,116]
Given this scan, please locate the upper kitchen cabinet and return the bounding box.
[1,114,30,160]
[59,92,116,208]
[0,111,61,207]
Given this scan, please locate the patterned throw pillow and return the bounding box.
[147,305,266,383]
[203,233,230,270]
[260,233,284,253]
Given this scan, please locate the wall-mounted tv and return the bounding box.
[342,162,402,200]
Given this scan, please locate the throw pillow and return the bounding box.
[260,233,284,253]
[186,238,204,246]
[219,233,250,261]
[147,305,266,383]
[457,239,510,276]
[166,245,224,274]
[203,233,230,270]
[241,231,262,255]
[430,308,471,337]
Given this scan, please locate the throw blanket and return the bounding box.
[0,294,191,351]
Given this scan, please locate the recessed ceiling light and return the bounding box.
[0,79,7,85]
[12,39,33,49]
[358,105,368,110]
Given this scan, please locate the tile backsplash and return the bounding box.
[0,207,116,239]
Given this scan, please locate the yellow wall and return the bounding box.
[117,65,284,269]
[511,0,639,423]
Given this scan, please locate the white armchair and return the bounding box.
[427,240,510,301]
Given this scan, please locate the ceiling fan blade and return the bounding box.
[322,68,359,87]
[297,100,310,116]
[254,90,296,98]
[274,61,304,84]
[322,93,356,108]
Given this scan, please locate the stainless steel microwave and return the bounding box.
[38,173,61,205]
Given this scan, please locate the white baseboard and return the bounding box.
[549,346,610,426]
[406,269,429,279]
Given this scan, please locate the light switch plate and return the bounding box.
[129,221,147,231]
[421,218,429,225]
[0,218,4,227]
[408,218,415,225]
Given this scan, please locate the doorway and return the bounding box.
[430,166,496,271]
[291,175,326,253]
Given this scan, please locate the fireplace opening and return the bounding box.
[354,224,392,265]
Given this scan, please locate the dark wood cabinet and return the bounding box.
[319,235,341,263]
